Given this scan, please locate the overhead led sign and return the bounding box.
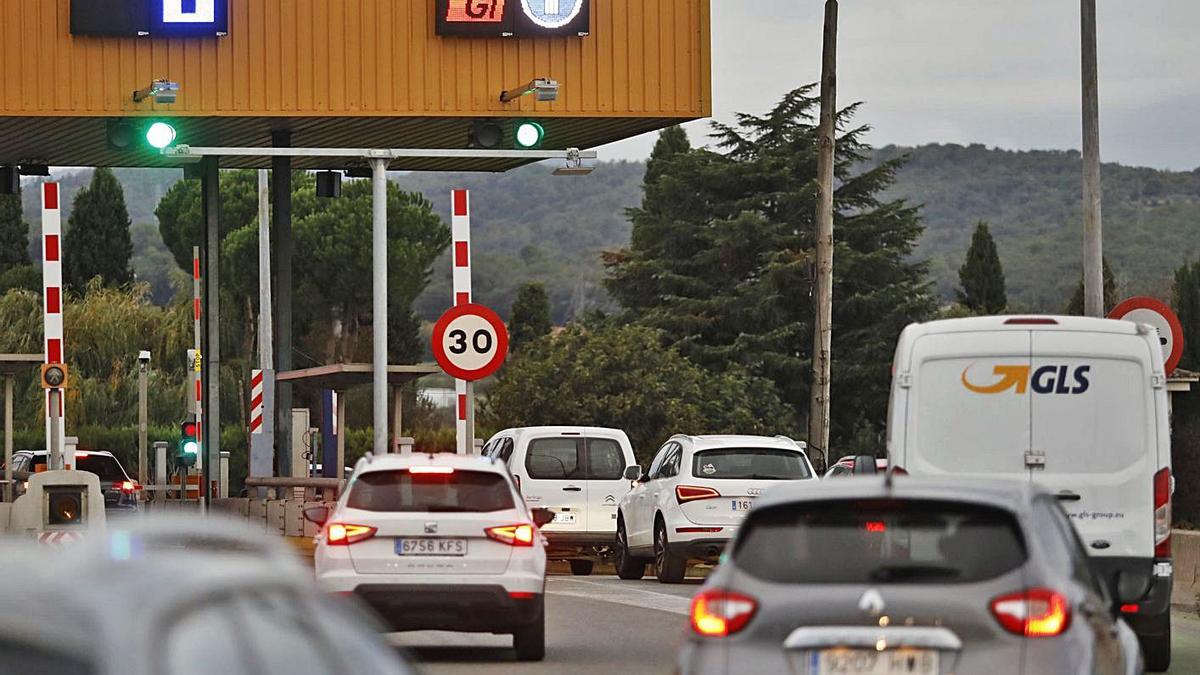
[436,0,590,37]
[70,0,228,37]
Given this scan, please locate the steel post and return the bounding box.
[4,375,12,502]
[137,357,148,489]
[202,156,221,505]
[371,158,389,456]
[48,388,62,470]
[272,131,294,476]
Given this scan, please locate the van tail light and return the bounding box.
[990,588,1071,637]
[326,523,377,546]
[676,485,721,504]
[1154,468,1171,557]
[690,589,757,637]
[486,524,535,547]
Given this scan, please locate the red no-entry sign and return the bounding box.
[432,303,509,381]
[1109,296,1185,375]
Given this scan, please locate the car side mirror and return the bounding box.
[623,465,643,481]
[531,507,555,528]
[303,505,330,526]
[853,455,878,475]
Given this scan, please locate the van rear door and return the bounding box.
[907,331,1031,477]
[1029,331,1155,559]
[522,435,589,533]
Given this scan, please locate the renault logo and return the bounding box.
[424,522,438,534]
[858,589,886,616]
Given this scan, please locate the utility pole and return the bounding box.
[808,0,838,470]
[1081,0,1104,317]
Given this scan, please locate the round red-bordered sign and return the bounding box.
[1108,296,1185,375]
[431,303,510,381]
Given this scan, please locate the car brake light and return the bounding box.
[676,485,721,503]
[1155,468,1171,558]
[486,524,535,547]
[509,591,537,600]
[409,466,455,475]
[1004,317,1059,325]
[865,521,886,533]
[990,588,1071,637]
[326,523,377,546]
[690,590,757,637]
[1120,604,1139,614]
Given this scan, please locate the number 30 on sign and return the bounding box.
[432,303,510,381]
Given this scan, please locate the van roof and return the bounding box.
[904,315,1142,337]
[497,426,631,440]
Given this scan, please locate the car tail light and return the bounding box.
[676,527,723,534]
[1120,604,1139,614]
[409,466,455,475]
[690,589,757,637]
[1154,468,1171,558]
[676,485,721,503]
[326,523,377,546]
[509,591,537,600]
[890,466,908,476]
[1004,317,1059,325]
[990,588,1071,637]
[113,481,141,494]
[486,524,535,547]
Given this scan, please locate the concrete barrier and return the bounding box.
[1173,529,1200,611]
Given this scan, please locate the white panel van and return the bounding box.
[887,316,1173,671]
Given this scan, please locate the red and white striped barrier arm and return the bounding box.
[452,189,472,453]
[42,183,66,448]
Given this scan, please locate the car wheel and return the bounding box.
[569,559,594,576]
[614,520,646,580]
[653,520,686,584]
[1141,617,1170,673]
[513,597,546,662]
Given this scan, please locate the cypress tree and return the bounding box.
[64,168,134,290]
[957,222,1007,314]
[0,185,30,274]
[1173,260,1200,372]
[1065,257,1117,316]
[510,282,552,351]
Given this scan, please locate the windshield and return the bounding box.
[692,448,811,480]
[31,455,127,482]
[734,499,1026,584]
[346,470,514,513]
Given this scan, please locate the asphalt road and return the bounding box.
[393,576,701,675]
[391,574,1200,675]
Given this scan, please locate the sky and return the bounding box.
[599,0,1200,171]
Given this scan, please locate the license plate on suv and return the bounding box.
[396,538,467,556]
[812,649,937,675]
[731,498,755,511]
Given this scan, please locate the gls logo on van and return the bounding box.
[961,364,1091,395]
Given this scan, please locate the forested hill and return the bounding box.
[18,144,1200,318]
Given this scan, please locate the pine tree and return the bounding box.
[0,186,30,274]
[1173,260,1200,372]
[510,282,552,351]
[957,221,1007,314]
[1065,257,1117,316]
[64,168,134,290]
[606,88,935,445]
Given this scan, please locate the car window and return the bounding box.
[525,437,581,479]
[31,455,126,482]
[586,438,625,480]
[734,499,1027,584]
[693,448,811,480]
[647,444,672,480]
[164,597,252,675]
[659,445,681,479]
[346,470,514,512]
[236,592,340,675]
[497,438,514,464]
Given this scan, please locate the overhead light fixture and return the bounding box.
[500,78,559,104]
[18,164,49,176]
[316,171,343,198]
[553,148,594,176]
[132,79,180,104]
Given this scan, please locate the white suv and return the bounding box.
[310,453,552,661]
[483,426,638,575]
[615,435,816,583]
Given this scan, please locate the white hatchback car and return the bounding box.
[311,453,552,661]
[615,435,816,583]
[483,426,638,575]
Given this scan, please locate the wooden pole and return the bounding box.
[808,0,838,470]
[1081,0,1104,317]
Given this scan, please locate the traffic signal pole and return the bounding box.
[1081,0,1104,317]
[371,158,389,456]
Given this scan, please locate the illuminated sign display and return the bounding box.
[436,0,589,37]
[70,0,228,37]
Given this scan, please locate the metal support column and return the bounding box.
[272,130,294,475]
[137,355,148,489]
[371,158,389,456]
[201,155,221,505]
[3,375,12,502]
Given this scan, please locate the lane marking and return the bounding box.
[547,578,690,616]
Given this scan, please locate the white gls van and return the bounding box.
[483,426,638,575]
[887,315,1173,672]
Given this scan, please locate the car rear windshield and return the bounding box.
[692,448,811,480]
[346,470,514,513]
[31,455,126,482]
[734,499,1026,584]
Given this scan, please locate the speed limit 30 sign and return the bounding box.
[432,303,510,381]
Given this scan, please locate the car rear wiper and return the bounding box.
[867,564,963,582]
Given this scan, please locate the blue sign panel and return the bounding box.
[70,0,228,37]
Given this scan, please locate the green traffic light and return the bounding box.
[515,121,544,149]
[181,440,199,455]
[146,122,177,150]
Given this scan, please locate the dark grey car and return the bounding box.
[677,475,1144,675]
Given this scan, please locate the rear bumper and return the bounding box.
[351,584,543,633]
[544,531,616,546]
[668,538,729,563]
[1123,572,1172,637]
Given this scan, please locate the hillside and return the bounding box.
[18,144,1200,317]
